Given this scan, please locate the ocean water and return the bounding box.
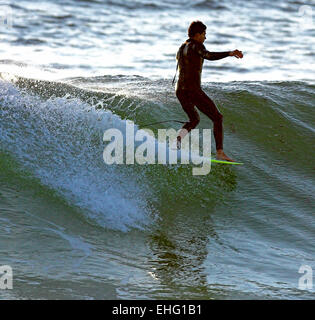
[0,0,314,299]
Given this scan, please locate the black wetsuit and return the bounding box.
[175,38,230,150]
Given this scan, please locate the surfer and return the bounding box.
[175,20,243,162]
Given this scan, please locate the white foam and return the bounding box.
[0,80,154,232]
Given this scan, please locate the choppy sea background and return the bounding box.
[0,0,314,299]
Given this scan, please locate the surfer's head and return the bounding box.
[188,21,207,43]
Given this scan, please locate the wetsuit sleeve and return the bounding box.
[196,44,230,61]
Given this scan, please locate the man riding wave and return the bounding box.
[175,21,243,162]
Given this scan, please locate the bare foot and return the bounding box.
[216,149,235,162]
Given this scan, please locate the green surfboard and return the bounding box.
[211,159,243,165]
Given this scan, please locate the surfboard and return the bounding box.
[169,142,243,165]
[211,159,243,165]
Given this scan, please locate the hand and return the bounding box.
[230,50,243,59]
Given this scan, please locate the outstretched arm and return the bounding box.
[197,45,243,61]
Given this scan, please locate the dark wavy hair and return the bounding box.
[188,20,207,38]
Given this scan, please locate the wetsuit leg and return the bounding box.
[176,89,200,132]
[194,90,223,151]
